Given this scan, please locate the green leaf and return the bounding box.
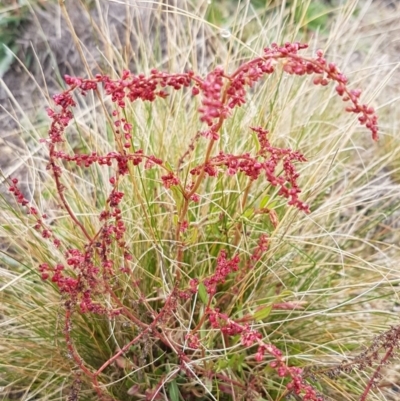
[216,359,229,372]
[170,185,183,210]
[253,305,272,321]
[242,207,254,219]
[198,282,209,304]
[268,201,278,209]
[259,195,270,209]
[164,161,174,171]
[279,290,294,299]
[168,380,180,401]
[251,130,260,152]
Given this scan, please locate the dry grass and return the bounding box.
[1,1,400,400]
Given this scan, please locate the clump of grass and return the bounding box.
[1,1,400,401]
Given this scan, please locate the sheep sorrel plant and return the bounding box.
[7,42,380,401]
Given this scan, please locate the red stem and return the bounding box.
[359,346,394,401]
[49,146,93,242]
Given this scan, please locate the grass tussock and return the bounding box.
[1,1,400,400]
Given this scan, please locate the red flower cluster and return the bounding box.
[250,234,270,264]
[8,178,31,207]
[204,250,240,295]
[190,126,309,212]
[161,172,180,189]
[207,308,323,400]
[197,67,228,126]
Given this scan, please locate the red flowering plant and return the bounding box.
[5,42,381,401]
